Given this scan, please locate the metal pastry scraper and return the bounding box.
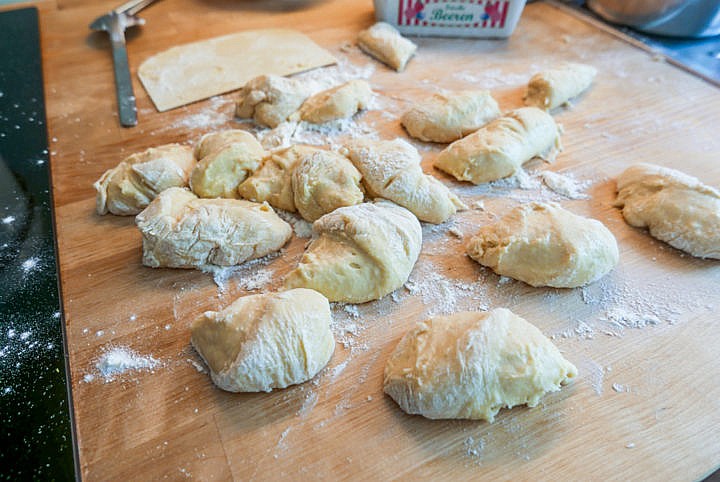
[90,0,160,127]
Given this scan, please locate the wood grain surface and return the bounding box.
[21,0,720,479]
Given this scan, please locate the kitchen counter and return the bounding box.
[11,0,720,479]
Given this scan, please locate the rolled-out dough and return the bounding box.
[138,29,337,112]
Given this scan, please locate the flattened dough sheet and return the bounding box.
[138,29,337,112]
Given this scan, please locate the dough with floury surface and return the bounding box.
[298,80,372,124]
[384,308,577,421]
[136,187,291,269]
[615,163,720,259]
[284,200,422,303]
[466,202,619,288]
[94,143,195,216]
[235,75,311,128]
[342,139,466,224]
[434,107,560,184]
[357,22,417,72]
[191,288,335,392]
[401,90,501,143]
[524,62,597,110]
[190,130,265,199]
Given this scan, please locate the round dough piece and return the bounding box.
[136,187,292,269]
[292,150,364,222]
[343,139,466,224]
[524,62,597,111]
[357,22,417,72]
[384,308,577,421]
[299,80,372,124]
[94,143,195,216]
[190,130,265,199]
[466,202,619,288]
[401,90,501,143]
[614,163,720,259]
[434,107,560,185]
[191,288,335,392]
[284,200,422,303]
[235,74,311,128]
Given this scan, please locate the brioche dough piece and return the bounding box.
[190,130,265,199]
[524,63,597,110]
[285,200,422,303]
[401,91,501,143]
[343,139,466,224]
[235,75,311,128]
[357,22,417,72]
[467,202,618,288]
[299,80,372,124]
[136,187,291,268]
[191,289,335,392]
[94,144,195,216]
[292,150,364,222]
[384,308,577,421]
[615,163,720,259]
[435,107,560,184]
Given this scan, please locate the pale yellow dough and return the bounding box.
[284,200,422,303]
[615,163,720,259]
[343,139,466,224]
[298,80,372,124]
[384,308,577,421]
[434,107,560,184]
[94,143,195,216]
[524,62,597,110]
[357,22,417,72]
[235,75,310,128]
[401,90,501,143]
[191,288,335,392]
[190,130,265,199]
[466,202,619,288]
[136,187,291,269]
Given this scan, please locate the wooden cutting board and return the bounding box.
[36,0,720,479]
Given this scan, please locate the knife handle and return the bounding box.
[110,34,137,127]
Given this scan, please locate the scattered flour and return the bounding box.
[275,209,314,238]
[540,171,591,199]
[93,346,160,381]
[200,252,281,292]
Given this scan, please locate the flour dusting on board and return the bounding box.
[85,346,160,382]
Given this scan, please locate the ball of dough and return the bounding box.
[614,163,720,259]
[524,63,597,110]
[235,75,310,128]
[292,150,364,222]
[284,200,422,303]
[343,139,466,224]
[384,308,577,421]
[190,130,265,199]
[136,187,292,269]
[466,202,619,288]
[434,107,560,185]
[401,90,501,143]
[191,288,335,392]
[299,80,372,124]
[357,22,417,72]
[94,143,195,216]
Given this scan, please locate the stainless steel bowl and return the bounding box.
[587,0,720,37]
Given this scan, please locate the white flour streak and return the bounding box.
[93,346,160,381]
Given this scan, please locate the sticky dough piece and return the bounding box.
[614,163,720,259]
[434,107,560,184]
[343,139,466,224]
[466,202,619,288]
[524,63,597,110]
[191,288,335,392]
[357,22,417,72]
[284,200,422,303]
[190,130,265,199]
[136,187,291,269]
[401,90,501,143]
[235,75,310,128]
[94,144,195,216]
[298,80,372,124]
[384,308,578,421]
